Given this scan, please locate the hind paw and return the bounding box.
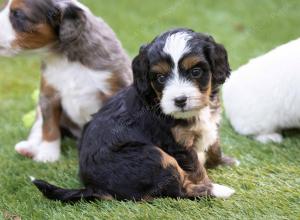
[221,156,240,167]
[254,133,283,144]
[211,184,235,199]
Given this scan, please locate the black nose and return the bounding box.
[174,96,187,108]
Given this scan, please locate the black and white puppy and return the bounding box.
[32,28,236,202]
[0,0,132,162]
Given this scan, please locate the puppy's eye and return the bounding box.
[157,74,167,84]
[11,9,26,20]
[190,67,203,78]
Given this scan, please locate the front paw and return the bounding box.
[254,133,283,144]
[221,155,240,167]
[33,141,61,163]
[15,140,39,158]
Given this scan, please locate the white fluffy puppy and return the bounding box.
[223,38,300,143]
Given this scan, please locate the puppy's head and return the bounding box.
[133,28,230,119]
[0,0,85,56]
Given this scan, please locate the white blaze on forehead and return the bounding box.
[0,0,19,56]
[163,32,192,65]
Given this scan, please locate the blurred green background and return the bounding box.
[0,0,300,219]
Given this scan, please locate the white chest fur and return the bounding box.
[192,107,220,165]
[43,55,112,127]
[172,107,220,153]
[194,107,219,152]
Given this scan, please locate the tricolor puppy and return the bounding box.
[223,38,300,143]
[32,29,236,202]
[0,0,132,162]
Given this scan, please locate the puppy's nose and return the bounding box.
[174,96,187,108]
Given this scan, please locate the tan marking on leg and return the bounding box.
[184,182,212,198]
[205,140,237,168]
[40,76,61,142]
[157,147,186,178]
[205,140,222,168]
[157,147,212,198]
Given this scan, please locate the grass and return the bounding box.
[1,0,300,219]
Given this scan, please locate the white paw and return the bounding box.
[234,159,241,166]
[15,140,39,158]
[29,176,36,181]
[33,141,61,163]
[211,183,235,199]
[254,133,283,144]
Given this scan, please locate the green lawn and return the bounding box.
[1,0,300,219]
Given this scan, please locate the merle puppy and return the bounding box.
[32,28,236,202]
[0,0,132,162]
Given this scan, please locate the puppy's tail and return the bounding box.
[30,176,112,203]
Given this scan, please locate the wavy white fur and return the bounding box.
[223,38,300,143]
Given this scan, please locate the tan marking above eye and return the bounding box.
[151,61,171,75]
[10,0,24,9]
[181,56,204,70]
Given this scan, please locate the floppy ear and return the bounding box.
[59,5,86,44]
[205,36,231,86]
[132,45,154,103]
